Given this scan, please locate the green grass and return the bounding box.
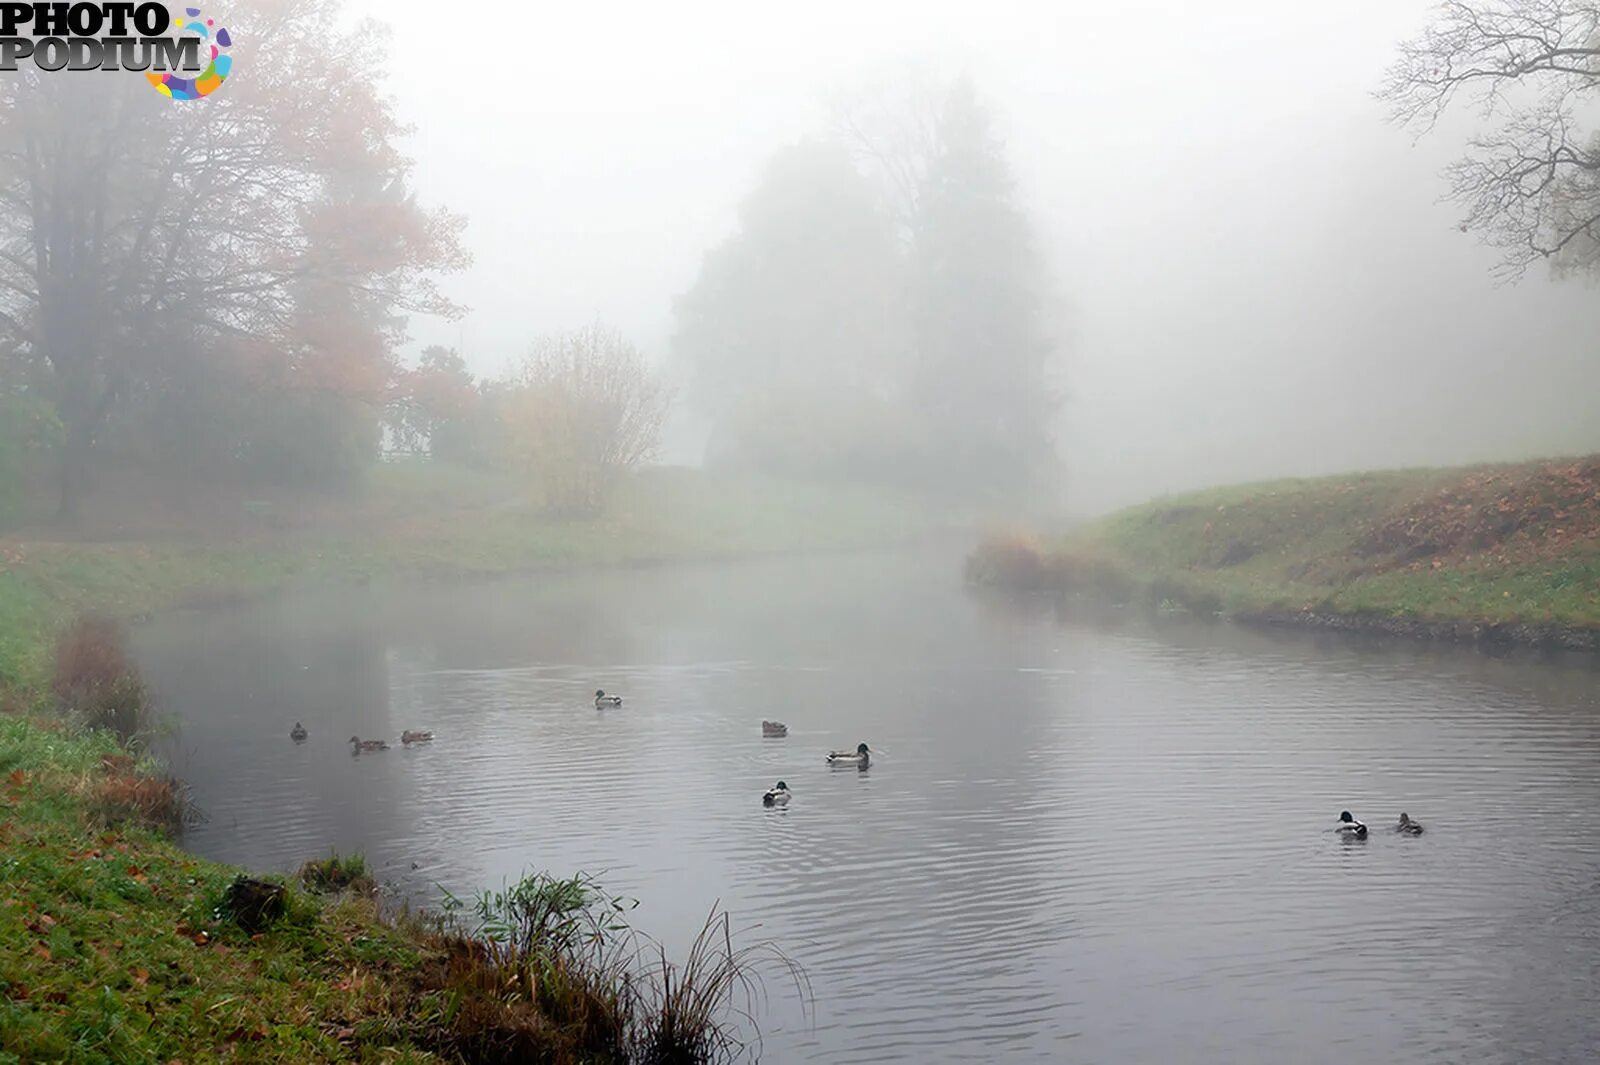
[972,458,1600,631]
[0,718,451,1065]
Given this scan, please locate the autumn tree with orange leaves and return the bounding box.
[386,346,484,462]
[0,0,467,518]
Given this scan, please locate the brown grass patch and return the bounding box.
[82,770,191,832]
[966,530,1134,598]
[1360,457,1600,564]
[964,528,1051,588]
[51,614,153,743]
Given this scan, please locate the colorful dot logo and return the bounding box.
[147,6,234,101]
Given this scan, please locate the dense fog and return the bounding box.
[347,0,1600,513]
[4,0,1597,524]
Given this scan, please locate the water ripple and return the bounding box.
[139,553,1600,1064]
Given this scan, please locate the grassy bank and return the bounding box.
[1,716,445,1063]
[0,463,937,690]
[1,464,894,1062]
[968,457,1600,646]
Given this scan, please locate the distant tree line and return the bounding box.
[673,76,1064,502]
[0,10,1050,528]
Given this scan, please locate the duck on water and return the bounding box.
[762,781,791,807]
[595,689,623,708]
[1336,811,1368,838]
[828,743,871,769]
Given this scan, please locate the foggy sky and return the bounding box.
[350,0,1600,513]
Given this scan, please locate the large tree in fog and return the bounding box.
[678,82,1061,495]
[0,0,466,518]
[672,141,912,477]
[906,79,1059,496]
[1383,0,1600,277]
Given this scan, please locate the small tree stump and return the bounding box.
[224,876,286,933]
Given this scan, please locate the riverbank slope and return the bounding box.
[967,456,1600,648]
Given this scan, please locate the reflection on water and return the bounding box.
[137,553,1600,1064]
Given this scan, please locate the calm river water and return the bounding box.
[136,551,1600,1064]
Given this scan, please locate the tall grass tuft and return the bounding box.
[432,872,638,1061]
[51,613,152,745]
[426,872,808,1064]
[633,909,810,1065]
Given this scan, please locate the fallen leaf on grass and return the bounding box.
[31,943,50,961]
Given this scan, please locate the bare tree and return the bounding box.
[506,324,671,515]
[1381,0,1600,277]
[829,71,947,243]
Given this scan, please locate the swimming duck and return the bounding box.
[289,722,308,741]
[401,729,434,744]
[1396,812,1424,835]
[762,720,788,737]
[827,742,871,768]
[349,735,389,752]
[762,781,791,807]
[1336,811,1368,838]
[595,689,623,708]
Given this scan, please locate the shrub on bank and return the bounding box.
[51,614,152,745]
[965,529,1135,599]
[299,851,378,896]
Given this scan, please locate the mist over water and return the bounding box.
[140,553,1600,1062]
[6,0,1600,1059]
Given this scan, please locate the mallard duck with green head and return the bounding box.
[827,742,870,768]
